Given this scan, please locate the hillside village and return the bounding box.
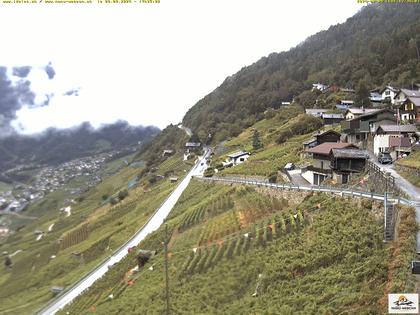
[0,150,133,238]
[205,82,420,189]
[1,4,420,315]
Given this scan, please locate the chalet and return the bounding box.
[344,108,379,120]
[305,109,328,118]
[302,130,341,152]
[393,89,420,106]
[321,113,344,125]
[312,83,329,92]
[330,148,368,184]
[341,109,396,148]
[395,96,420,124]
[380,86,399,104]
[374,124,418,159]
[302,142,356,185]
[225,151,250,166]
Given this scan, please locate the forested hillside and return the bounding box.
[183,4,420,142]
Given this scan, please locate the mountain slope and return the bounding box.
[182,4,420,142]
[0,121,160,172]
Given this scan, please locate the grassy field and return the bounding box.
[0,181,12,193]
[397,150,420,169]
[0,153,193,314]
[210,106,337,179]
[396,151,420,188]
[59,180,417,315]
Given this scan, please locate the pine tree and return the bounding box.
[252,130,263,150]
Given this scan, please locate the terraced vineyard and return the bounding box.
[59,180,417,315]
[0,153,193,314]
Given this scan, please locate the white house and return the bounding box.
[305,109,328,117]
[312,83,329,92]
[224,151,250,166]
[380,86,399,104]
[373,124,418,159]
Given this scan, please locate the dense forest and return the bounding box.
[182,4,420,143]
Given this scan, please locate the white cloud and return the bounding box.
[0,0,364,133]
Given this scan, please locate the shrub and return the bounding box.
[118,189,129,201]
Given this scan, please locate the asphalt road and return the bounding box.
[38,151,209,315]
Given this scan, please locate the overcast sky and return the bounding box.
[0,0,364,134]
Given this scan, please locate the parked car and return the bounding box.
[378,152,392,164]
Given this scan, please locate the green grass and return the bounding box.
[0,181,12,192]
[396,151,420,188]
[397,150,420,169]
[59,180,416,315]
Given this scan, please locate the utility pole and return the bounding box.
[164,224,170,315]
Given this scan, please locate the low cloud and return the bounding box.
[12,66,32,78]
[63,88,80,96]
[45,62,56,80]
[0,66,35,137]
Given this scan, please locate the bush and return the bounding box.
[268,173,277,183]
[204,168,215,177]
[118,189,129,201]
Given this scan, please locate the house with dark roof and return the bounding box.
[394,89,420,105]
[393,89,420,123]
[373,124,418,159]
[341,108,396,148]
[185,142,201,153]
[330,148,369,184]
[302,142,357,185]
[302,130,341,152]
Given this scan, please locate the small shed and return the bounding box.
[227,151,250,166]
[169,177,178,183]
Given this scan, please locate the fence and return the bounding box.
[365,161,401,195]
[196,176,416,207]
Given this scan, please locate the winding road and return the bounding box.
[37,151,209,315]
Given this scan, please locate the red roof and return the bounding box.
[305,142,356,156]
